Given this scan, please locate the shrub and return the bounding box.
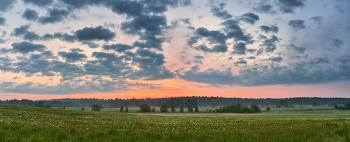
[160,105,168,112]
[125,106,128,112]
[35,101,44,107]
[188,106,193,112]
[171,105,175,112]
[195,106,199,112]
[139,104,151,112]
[267,106,271,111]
[120,106,124,112]
[152,108,156,112]
[91,104,101,111]
[180,106,184,113]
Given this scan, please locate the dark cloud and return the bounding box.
[254,4,276,14]
[234,60,247,65]
[269,56,283,62]
[247,49,257,53]
[38,8,70,24]
[107,0,144,16]
[221,20,254,44]
[53,32,77,42]
[194,55,204,59]
[211,3,233,20]
[277,0,305,14]
[308,16,323,24]
[336,55,350,64]
[23,0,54,7]
[181,18,191,25]
[0,17,5,26]
[187,36,199,47]
[196,44,228,53]
[247,56,256,59]
[238,13,260,24]
[261,35,279,52]
[333,38,344,48]
[0,0,17,12]
[310,57,329,65]
[289,44,306,53]
[136,48,165,65]
[12,25,40,41]
[103,44,134,53]
[75,26,115,41]
[195,28,227,44]
[133,32,165,50]
[22,9,39,21]
[121,15,166,35]
[0,48,11,53]
[260,25,279,33]
[11,42,46,54]
[288,20,305,31]
[81,41,99,48]
[232,42,247,55]
[58,50,87,63]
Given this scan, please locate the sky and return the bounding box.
[0,0,349,100]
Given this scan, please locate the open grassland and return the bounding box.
[1,105,350,141]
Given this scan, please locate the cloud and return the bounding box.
[238,13,260,24]
[261,35,279,52]
[23,0,54,7]
[38,8,70,24]
[234,60,247,65]
[232,42,247,55]
[0,48,11,53]
[211,3,233,20]
[53,32,77,42]
[269,56,283,62]
[247,56,256,59]
[82,41,100,48]
[181,18,191,25]
[289,44,306,53]
[0,0,17,12]
[288,20,305,31]
[333,38,344,48]
[195,27,227,44]
[196,44,228,53]
[22,9,39,21]
[254,3,276,14]
[58,49,87,63]
[12,25,40,41]
[308,16,323,24]
[0,17,6,26]
[260,25,279,33]
[179,58,350,86]
[75,26,115,41]
[336,55,350,63]
[11,42,46,54]
[187,36,199,47]
[221,20,254,44]
[102,44,134,53]
[277,0,305,14]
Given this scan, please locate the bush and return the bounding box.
[120,106,124,112]
[125,106,128,112]
[171,105,175,112]
[251,104,261,112]
[160,105,168,112]
[335,102,350,110]
[215,103,261,113]
[188,106,193,112]
[91,104,101,111]
[180,106,184,113]
[152,108,156,112]
[139,104,151,112]
[35,101,44,107]
[267,106,271,111]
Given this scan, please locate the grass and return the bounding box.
[1,104,350,141]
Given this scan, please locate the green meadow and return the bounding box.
[0,104,349,141]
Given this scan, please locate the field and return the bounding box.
[1,105,350,141]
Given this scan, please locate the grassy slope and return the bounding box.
[1,105,350,142]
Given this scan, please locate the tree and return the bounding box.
[195,106,199,112]
[125,106,128,112]
[251,104,261,112]
[152,108,156,112]
[188,106,193,112]
[35,101,44,107]
[120,106,124,112]
[139,104,151,112]
[91,104,101,111]
[171,105,175,112]
[160,105,168,112]
[267,106,271,111]
[180,106,184,113]
[81,106,85,111]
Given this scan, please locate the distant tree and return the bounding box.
[195,106,199,112]
[125,106,128,112]
[267,106,271,111]
[160,105,168,112]
[152,108,156,112]
[312,101,320,107]
[81,106,85,111]
[45,104,51,108]
[120,106,124,112]
[171,105,175,112]
[35,101,44,107]
[91,104,101,111]
[139,104,151,112]
[180,106,184,113]
[251,104,261,112]
[188,106,193,112]
[335,102,350,110]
